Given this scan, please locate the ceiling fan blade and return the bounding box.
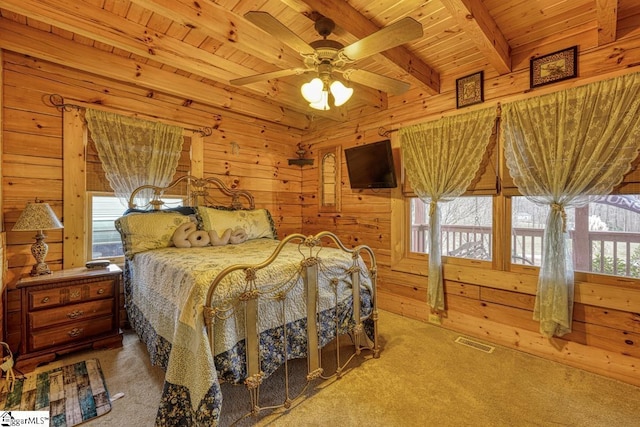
[245,11,316,56]
[230,68,309,86]
[341,17,423,61]
[342,69,411,95]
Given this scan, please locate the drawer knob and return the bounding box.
[41,297,50,304]
[97,288,105,295]
[68,328,83,338]
[67,310,84,319]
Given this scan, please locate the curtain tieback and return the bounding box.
[429,200,438,217]
[551,203,567,233]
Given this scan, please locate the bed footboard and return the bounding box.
[203,231,379,419]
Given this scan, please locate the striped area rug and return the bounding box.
[1,358,111,427]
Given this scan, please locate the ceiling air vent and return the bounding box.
[454,336,495,354]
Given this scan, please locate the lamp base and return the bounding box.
[30,231,52,276]
[30,262,52,276]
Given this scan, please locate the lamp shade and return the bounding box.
[309,90,330,111]
[12,202,63,232]
[302,76,353,110]
[330,80,353,106]
[301,78,324,103]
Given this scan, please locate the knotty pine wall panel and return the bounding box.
[300,31,640,386]
[1,50,304,350]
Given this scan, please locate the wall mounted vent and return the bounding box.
[454,336,495,354]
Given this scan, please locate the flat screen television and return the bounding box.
[344,140,398,189]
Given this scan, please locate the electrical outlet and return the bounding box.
[428,313,442,325]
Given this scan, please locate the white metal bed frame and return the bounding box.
[128,175,380,422]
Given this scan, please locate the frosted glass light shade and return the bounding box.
[309,90,330,111]
[330,80,353,106]
[302,77,353,110]
[301,78,324,103]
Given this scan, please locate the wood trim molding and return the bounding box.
[190,133,204,178]
[62,110,87,268]
[596,0,618,46]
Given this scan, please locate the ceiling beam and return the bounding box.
[298,0,440,95]
[128,0,304,70]
[0,0,362,119]
[440,0,511,75]
[596,0,618,46]
[0,17,312,129]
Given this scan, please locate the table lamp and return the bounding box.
[12,200,64,276]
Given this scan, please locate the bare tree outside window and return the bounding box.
[410,194,640,278]
[410,196,493,260]
[512,195,640,278]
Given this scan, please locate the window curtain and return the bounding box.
[501,72,640,338]
[400,108,497,312]
[85,109,184,207]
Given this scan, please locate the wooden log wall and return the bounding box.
[1,50,304,351]
[0,50,4,344]
[300,27,640,386]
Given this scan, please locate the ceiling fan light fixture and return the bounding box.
[309,90,330,111]
[301,77,324,103]
[330,80,353,107]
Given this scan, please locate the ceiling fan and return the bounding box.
[230,11,423,108]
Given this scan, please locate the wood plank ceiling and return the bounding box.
[0,0,638,131]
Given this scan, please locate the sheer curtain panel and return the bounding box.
[400,108,497,312]
[85,109,184,207]
[501,71,640,337]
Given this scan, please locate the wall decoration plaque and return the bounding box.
[530,46,578,88]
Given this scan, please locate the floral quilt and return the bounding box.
[123,238,373,426]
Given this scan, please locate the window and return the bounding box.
[511,195,640,277]
[88,193,185,260]
[88,194,127,260]
[409,196,493,260]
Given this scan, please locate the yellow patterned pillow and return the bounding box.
[115,212,193,257]
[196,206,276,241]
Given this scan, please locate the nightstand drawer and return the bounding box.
[28,299,114,329]
[29,316,114,352]
[28,279,115,310]
[16,265,123,371]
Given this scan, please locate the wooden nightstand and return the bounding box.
[16,264,123,371]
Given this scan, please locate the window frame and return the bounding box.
[392,170,640,288]
[86,191,126,263]
[404,196,497,269]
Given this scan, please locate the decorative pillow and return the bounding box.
[229,228,248,245]
[209,229,232,246]
[115,211,192,257]
[196,206,277,240]
[172,222,198,248]
[187,230,211,247]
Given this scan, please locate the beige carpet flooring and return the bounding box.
[34,310,640,426]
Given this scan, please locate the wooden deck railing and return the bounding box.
[411,225,640,278]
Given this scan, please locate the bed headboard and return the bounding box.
[128,175,255,210]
